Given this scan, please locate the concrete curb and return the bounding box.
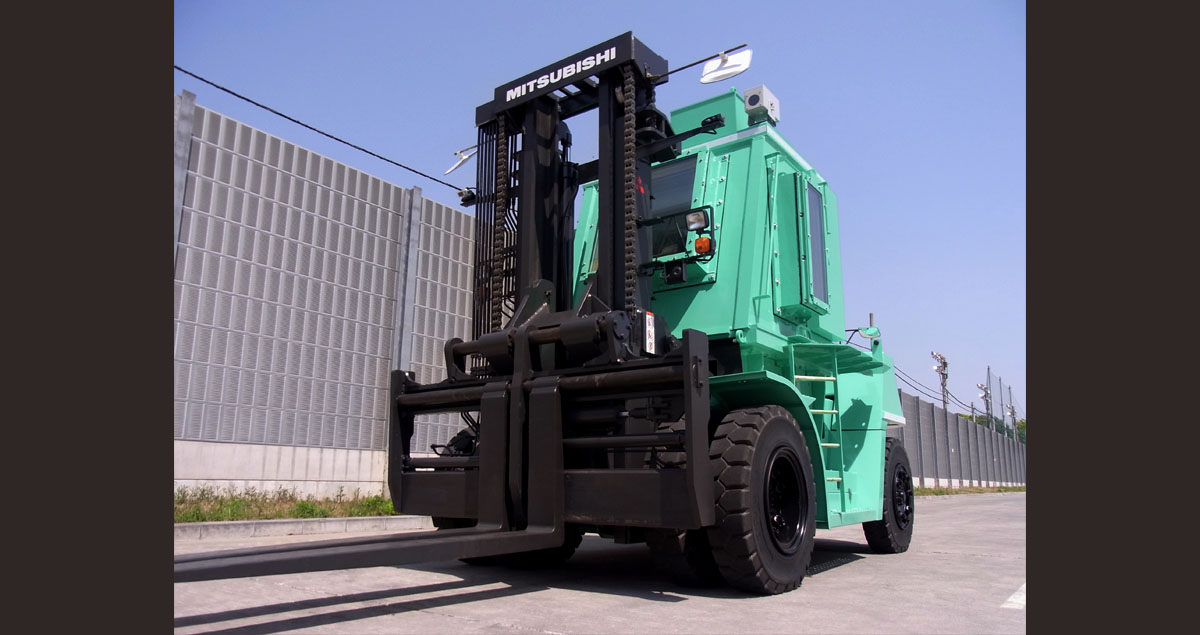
[175,515,433,540]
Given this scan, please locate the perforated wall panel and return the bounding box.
[173,104,472,453]
[408,198,475,455]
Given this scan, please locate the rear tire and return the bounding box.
[863,437,914,553]
[706,406,816,595]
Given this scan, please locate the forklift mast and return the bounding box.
[470,32,671,368]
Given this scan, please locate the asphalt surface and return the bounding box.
[174,492,1026,634]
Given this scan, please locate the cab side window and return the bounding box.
[806,183,827,304]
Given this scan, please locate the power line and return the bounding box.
[945,389,975,411]
[895,365,971,410]
[173,65,467,194]
[894,366,941,396]
[848,341,976,412]
[895,373,944,403]
[894,358,980,411]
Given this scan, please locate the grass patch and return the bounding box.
[915,485,1026,496]
[174,485,395,523]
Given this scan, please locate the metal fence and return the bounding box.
[173,92,474,496]
[889,391,1026,488]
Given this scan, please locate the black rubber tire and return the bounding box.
[705,406,816,595]
[863,437,914,553]
[645,528,724,587]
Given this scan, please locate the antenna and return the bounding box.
[444,145,479,175]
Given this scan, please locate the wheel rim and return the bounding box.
[892,463,913,529]
[763,447,806,555]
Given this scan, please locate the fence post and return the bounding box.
[919,399,935,488]
[1009,434,1016,485]
[1004,435,1011,486]
[956,414,966,488]
[986,426,996,486]
[995,428,1003,486]
[901,391,923,488]
[965,417,974,487]
[938,406,953,487]
[1021,442,1026,484]
[928,401,939,487]
[977,420,985,486]
[1003,434,1011,485]
[1001,430,1008,485]
[1009,436,1016,485]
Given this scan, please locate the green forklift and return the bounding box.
[175,32,914,595]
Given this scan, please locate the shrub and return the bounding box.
[290,500,331,518]
[348,496,394,517]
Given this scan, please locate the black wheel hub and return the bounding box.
[763,447,806,555]
[893,464,913,529]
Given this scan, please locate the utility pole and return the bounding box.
[976,384,991,429]
[931,352,952,487]
[977,375,993,485]
[931,352,949,414]
[971,402,979,486]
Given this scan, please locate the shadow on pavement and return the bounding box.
[808,538,870,575]
[175,581,545,635]
[175,535,877,633]
[174,579,478,628]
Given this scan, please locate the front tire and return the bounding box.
[862,437,914,553]
[706,406,816,595]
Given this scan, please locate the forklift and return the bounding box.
[175,32,913,595]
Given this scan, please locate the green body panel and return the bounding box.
[572,88,903,529]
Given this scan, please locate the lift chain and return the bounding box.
[492,115,508,332]
[622,64,638,310]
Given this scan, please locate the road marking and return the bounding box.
[1002,583,1026,609]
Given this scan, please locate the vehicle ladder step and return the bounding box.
[794,375,836,382]
[820,443,839,448]
[826,477,843,482]
[811,409,839,415]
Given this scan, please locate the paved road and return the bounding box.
[174,492,1025,634]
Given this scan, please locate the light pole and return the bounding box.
[931,352,949,415]
[977,382,992,428]
[931,352,954,487]
[977,381,993,485]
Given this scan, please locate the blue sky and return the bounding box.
[175,0,1026,419]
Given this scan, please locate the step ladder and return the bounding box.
[794,356,847,513]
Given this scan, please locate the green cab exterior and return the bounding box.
[572,88,904,529]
